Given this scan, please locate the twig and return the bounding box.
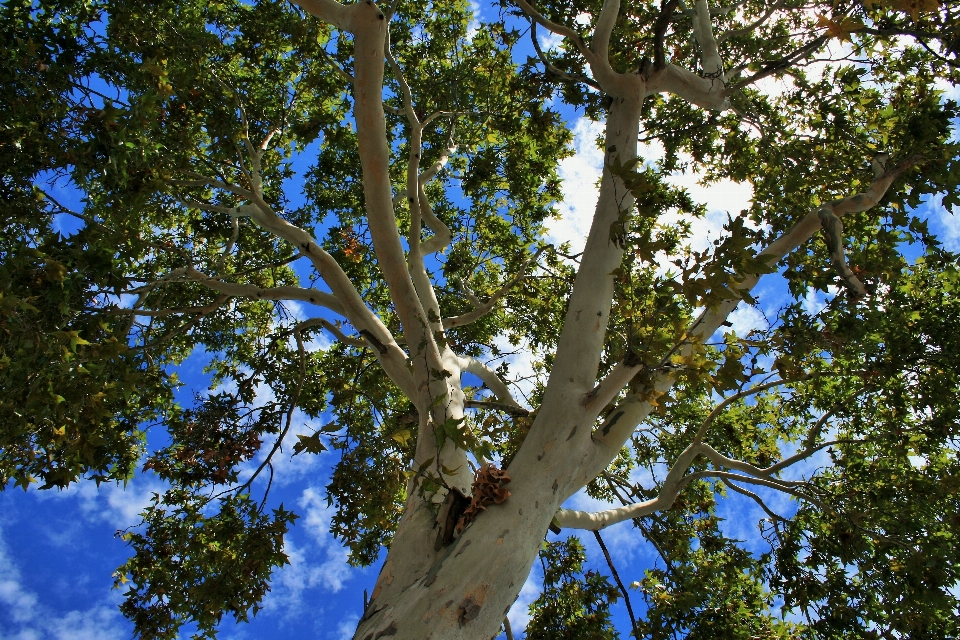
[593,529,640,639]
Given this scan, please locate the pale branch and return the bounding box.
[220,215,241,268]
[685,470,824,508]
[319,45,354,84]
[557,438,705,529]
[385,31,418,125]
[678,0,748,17]
[651,62,728,110]
[517,0,643,96]
[455,280,484,309]
[721,478,788,522]
[686,154,922,349]
[691,0,724,79]
[804,404,842,448]
[291,0,353,32]
[127,295,232,350]
[716,2,781,44]
[442,247,546,329]
[530,22,601,90]
[391,131,457,210]
[590,362,674,452]
[536,96,643,420]
[818,207,867,297]
[238,126,280,195]
[459,356,526,411]
[513,0,598,66]
[412,121,457,257]
[174,198,243,267]
[346,5,442,381]
[592,0,623,69]
[293,317,368,348]
[725,35,829,92]
[172,177,254,199]
[582,360,643,413]
[176,171,418,403]
[576,423,848,529]
[175,197,232,214]
[387,27,446,328]
[417,180,453,256]
[166,265,346,315]
[463,399,530,417]
[695,442,810,481]
[556,464,819,530]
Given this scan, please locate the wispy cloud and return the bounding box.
[0,525,127,640]
[549,115,755,261]
[259,487,358,619]
[30,475,164,533]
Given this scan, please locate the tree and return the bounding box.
[2,0,960,637]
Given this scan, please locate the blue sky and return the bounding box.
[5,5,960,639]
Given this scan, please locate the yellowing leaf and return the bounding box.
[817,14,864,41]
[390,428,412,447]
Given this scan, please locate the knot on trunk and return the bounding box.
[455,463,511,535]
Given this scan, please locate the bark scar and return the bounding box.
[601,410,625,436]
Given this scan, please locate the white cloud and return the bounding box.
[550,115,754,261]
[260,487,356,618]
[925,193,960,252]
[332,615,359,640]
[0,528,39,624]
[237,413,331,488]
[727,304,766,336]
[0,526,127,640]
[548,117,606,254]
[31,476,164,532]
[800,288,825,316]
[537,29,564,51]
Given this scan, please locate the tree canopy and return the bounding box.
[2,0,960,638]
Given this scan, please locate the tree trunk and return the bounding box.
[353,96,644,640]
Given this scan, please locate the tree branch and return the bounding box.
[291,0,354,32]
[725,35,828,92]
[442,247,546,329]
[593,530,640,639]
[105,294,231,317]
[653,0,680,71]
[592,0,623,67]
[716,2,781,44]
[459,356,525,411]
[294,317,368,348]
[513,0,598,66]
[686,153,922,353]
[464,400,530,417]
[691,0,724,79]
[163,265,345,314]
[818,207,866,297]
[582,360,642,413]
[721,478,788,522]
[693,376,810,442]
[530,22,601,90]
